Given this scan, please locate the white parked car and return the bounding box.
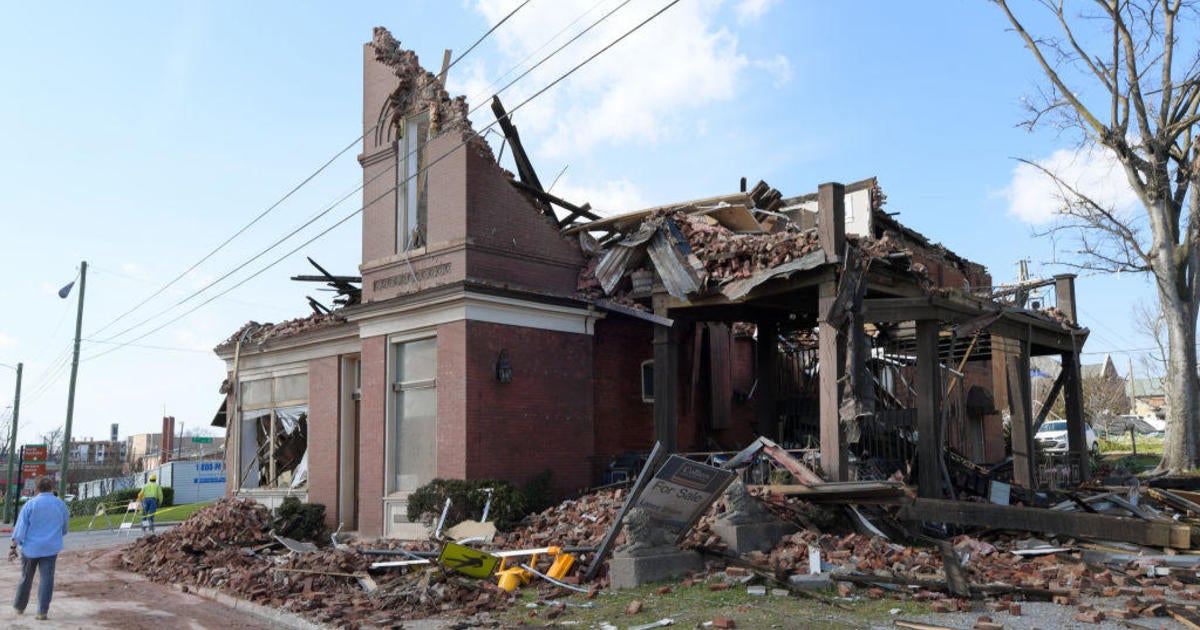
[1035,420,1099,455]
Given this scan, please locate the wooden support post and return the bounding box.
[819,282,847,480]
[1006,356,1036,488]
[653,323,679,452]
[817,183,845,263]
[1054,274,1078,324]
[1061,350,1088,482]
[899,498,1185,548]
[756,319,779,440]
[916,320,942,499]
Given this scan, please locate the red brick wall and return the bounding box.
[306,356,341,528]
[675,326,760,452]
[436,320,469,480]
[357,335,388,537]
[592,317,654,479]
[464,146,582,294]
[461,320,595,497]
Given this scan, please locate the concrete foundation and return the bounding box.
[608,550,703,589]
[710,519,798,555]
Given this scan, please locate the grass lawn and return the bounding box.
[70,500,212,532]
[491,578,932,629]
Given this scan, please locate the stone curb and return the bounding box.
[171,583,330,630]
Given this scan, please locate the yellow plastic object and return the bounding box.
[546,552,576,580]
[496,567,527,592]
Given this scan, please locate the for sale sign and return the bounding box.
[632,455,736,540]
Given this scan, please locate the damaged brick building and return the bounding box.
[215,28,1092,537]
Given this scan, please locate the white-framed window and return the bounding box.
[390,337,437,494]
[641,360,654,403]
[238,373,308,490]
[396,112,430,253]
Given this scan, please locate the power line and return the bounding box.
[91,2,641,349]
[87,132,369,341]
[444,0,534,76]
[95,169,382,344]
[82,0,683,362]
[461,0,621,109]
[85,9,544,347]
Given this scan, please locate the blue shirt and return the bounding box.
[12,492,69,558]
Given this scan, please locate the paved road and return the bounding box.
[0,523,322,629]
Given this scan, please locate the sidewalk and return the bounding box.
[0,544,323,629]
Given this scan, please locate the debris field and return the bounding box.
[118,471,1200,629]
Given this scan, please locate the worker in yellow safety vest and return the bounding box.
[137,475,164,534]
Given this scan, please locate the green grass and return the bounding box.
[70,500,213,532]
[490,576,932,629]
[1098,434,1165,455]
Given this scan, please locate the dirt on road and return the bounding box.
[0,545,307,629]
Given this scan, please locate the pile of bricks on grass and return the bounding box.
[120,497,512,629]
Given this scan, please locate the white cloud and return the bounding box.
[121,262,150,280]
[0,332,16,349]
[1002,146,1140,225]
[753,54,792,87]
[735,0,779,24]
[472,0,750,157]
[551,176,649,217]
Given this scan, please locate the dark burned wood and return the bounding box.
[509,179,602,225]
[1061,349,1089,480]
[898,498,1179,547]
[1033,369,1066,433]
[306,296,331,315]
[937,540,969,597]
[915,320,942,499]
[490,95,549,214]
[1006,357,1036,488]
[829,571,1067,600]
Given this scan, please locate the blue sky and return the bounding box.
[0,1,1162,446]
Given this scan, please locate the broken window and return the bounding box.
[396,111,429,252]
[391,337,436,493]
[238,373,308,490]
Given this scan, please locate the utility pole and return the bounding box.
[3,363,21,523]
[59,260,87,498]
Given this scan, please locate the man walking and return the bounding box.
[9,476,70,620]
[138,474,163,533]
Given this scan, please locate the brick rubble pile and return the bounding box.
[121,498,510,628]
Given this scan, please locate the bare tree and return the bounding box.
[39,426,63,461]
[996,0,1200,470]
[1132,300,1169,378]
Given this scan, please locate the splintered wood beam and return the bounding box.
[1032,369,1066,433]
[1007,356,1036,488]
[491,95,549,214]
[898,498,1185,548]
[509,180,601,224]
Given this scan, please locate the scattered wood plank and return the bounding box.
[898,498,1185,548]
[937,540,969,597]
[894,621,957,630]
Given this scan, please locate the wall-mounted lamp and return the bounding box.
[495,349,513,384]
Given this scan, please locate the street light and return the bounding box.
[58,261,87,498]
[0,362,21,523]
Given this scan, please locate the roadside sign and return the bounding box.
[632,454,737,541]
[21,463,45,477]
[437,541,500,578]
[191,437,213,443]
[23,445,47,461]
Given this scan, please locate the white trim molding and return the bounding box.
[351,290,602,339]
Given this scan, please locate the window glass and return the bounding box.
[397,337,436,383]
[392,337,437,494]
[274,374,308,403]
[241,379,272,409]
